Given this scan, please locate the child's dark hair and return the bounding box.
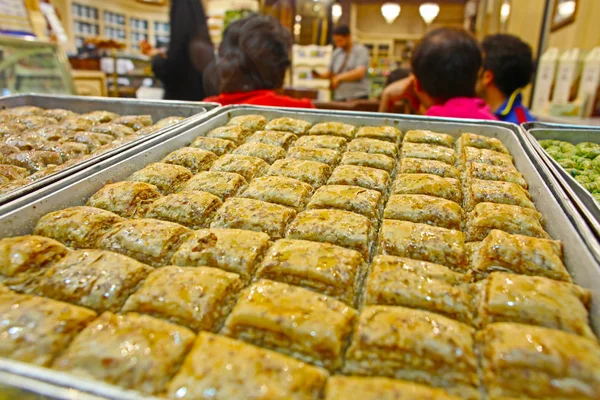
[482,34,535,97]
[218,14,292,94]
[411,27,482,102]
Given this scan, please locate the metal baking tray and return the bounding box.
[0,105,599,398]
[0,94,218,206]
[523,125,600,239]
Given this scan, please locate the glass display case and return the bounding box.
[0,35,74,95]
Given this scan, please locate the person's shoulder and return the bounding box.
[354,44,369,54]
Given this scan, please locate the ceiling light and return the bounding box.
[500,1,511,23]
[558,0,576,18]
[381,3,401,24]
[419,2,440,25]
[332,3,342,24]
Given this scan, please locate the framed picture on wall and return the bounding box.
[551,0,578,32]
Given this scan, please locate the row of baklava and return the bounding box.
[0,105,184,195]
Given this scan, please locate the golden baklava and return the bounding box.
[457,133,509,155]
[328,165,390,193]
[182,171,247,201]
[464,162,528,189]
[122,266,242,332]
[391,173,461,203]
[308,122,356,140]
[82,110,119,124]
[401,143,456,165]
[87,181,162,218]
[240,175,313,211]
[160,147,217,174]
[341,151,395,173]
[400,158,460,179]
[210,154,269,181]
[384,194,463,230]
[154,116,185,128]
[43,108,77,121]
[221,279,357,371]
[5,150,63,173]
[355,125,402,144]
[267,158,332,188]
[0,164,28,184]
[59,117,94,132]
[90,123,135,138]
[265,117,312,135]
[325,376,462,400]
[287,146,341,166]
[286,209,374,259]
[245,130,298,149]
[171,228,271,281]
[168,332,329,400]
[469,229,569,281]
[60,132,113,151]
[344,305,478,399]
[112,115,153,131]
[36,124,73,140]
[0,288,96,367]
[293,135,347,151]
[474,272,593,338]
[464,202,550,242]
[363,255,472,325]
[127,162,192,194]
[53,312,195,395]
[459,147,514,170]
[190,136,236,156]
[403,130,453,148]
[377,220,466,272]
[227,114,268,132]
[34,206,124,249]
[98,218,193,267]
[307,184,382,224]
[346,137,398,158]
[463,178,534,212]
[232,142,286,164]
[206,125,252,145]
[256,238,365,305]
[33,249,152,313]
[144,190,222,229]
[210,197,296,239]
[19,116,59,130]
[3,106,43,116]
[477,322,600,399]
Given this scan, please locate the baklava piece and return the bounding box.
[190,136,236,156]
[43,108,78,122]
[465,162,528,189]
[0,289,96,366]
[182,171,247,201]
[210,153,269,181]
[3,132,48,150]
[464,202,550,242]
[232,142,286,164]
[240,175,313,211]
[457,133,509,155]
[325,376,461,400]
[53,312,195,395]
[206,125,251,144]
[135,125,161,136]
[122,266,242,332]
[267,158,331,188]
[245,130,298,149]
[90,123,135,138]
[346,138,398,158]
[35,124,71,141]
[0,235,68,290]
[308,122,356,140]
[227,114,268,132]
[39,142,88,162]
[287,146,341,166]
[377,220,466,272]
[61,116,94,131]
[355,125,402,144]
[364,255,472,325]
[34,206,124,249]
[401,142,456,165]
[171,228,271,281]
[160,147,217,174]
[384,194,463,230]
[87,181,162,218]
[0,122,27,137]
[400,157,460,179]
[127,162,192,194]
[344,305,479,399]
[19,116,58,130]
[328,165,390,193]
[463,178,534,212]
[469,229,569,281]
[34,249,152,313]
[265,117,312,135]
[113,114,153,130]
[403,130,454,148]
[154,116,185,128]
[293,134,347,151]
[144,190,222,229]
[82,110,119,124]
[474,272,592,338]
[221,279,357,371]
[307,184,382,225]
[256,239,365,306]
[0,164,28,182]
[459,147,514,170]
[7,106,44,116]
[286,209,374,259]
[477,322,600,399]
[391,173,461,203]
[341,151,395,173]
[98,218,193,267]
[5,150,63,173]
[0,143,20,156]
[60,131,113,151]
[210,197,296,239]
[168,332,329,400]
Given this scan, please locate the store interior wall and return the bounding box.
[547,0,600,50]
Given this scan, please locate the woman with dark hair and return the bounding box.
[151,0,214,101]
[204,14,314,108]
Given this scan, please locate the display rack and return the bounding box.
[291,44,332,101]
